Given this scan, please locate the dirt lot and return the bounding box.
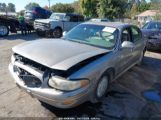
[0,33,161,120]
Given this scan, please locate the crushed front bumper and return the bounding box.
[9,63,90,108]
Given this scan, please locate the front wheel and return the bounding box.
[94,75,109,102]
[0,24,9,37]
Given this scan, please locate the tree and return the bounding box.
[7,3,16,12]
[25,2,40,10]
[71,1,82,14]
[150,2,161,10]
[154,13,161,20]
[51,3,74,13]
[0,3,7,12]
[80,0,98,17]
[150,0,161,3]
[97,0,128,19]
[138,3,150,12]
[130,3,139,18]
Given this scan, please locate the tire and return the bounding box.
[94,74,110,102]
[52,28,62,38]
[0,24,9,37]
[36,30,45,37]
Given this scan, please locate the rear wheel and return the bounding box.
[52,28,62,38]
[0,24,9,37]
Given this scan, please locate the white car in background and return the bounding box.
[34,13,84,38]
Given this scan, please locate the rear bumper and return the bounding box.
[9,63,90,108]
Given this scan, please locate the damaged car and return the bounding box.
[9,22,146,108]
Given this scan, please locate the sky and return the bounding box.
[0,0,75,12]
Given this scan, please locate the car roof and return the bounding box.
[52,13,83,17]
[82,22,131,29]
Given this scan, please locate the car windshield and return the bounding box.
[64,24,118,49]
[50,13,65,20]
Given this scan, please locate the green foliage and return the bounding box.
[150,2,161,10]
[0,3,16,12]
[150,0,161,3]
[80,0,98,17]
[51,3,74,13]
[71,1,82,14]
[138,3,150,12]
[154,13,161,20]
[97,0,128,19]
[7,3,16,12]
[130,3,139,18]
[0,3,6,12]
[25,2,40,10]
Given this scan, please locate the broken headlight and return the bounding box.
[48,76,89,91]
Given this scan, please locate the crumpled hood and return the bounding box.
[12,39,109,70]
[35,18,59,24]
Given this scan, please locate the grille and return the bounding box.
[14,54,48,73]
[34,21,50,29]
[14,54,68,77]
[14,66,42,88]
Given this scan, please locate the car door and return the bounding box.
[156,22,161,36]
[130,26,145,63]
[148,22,160,37]
[117,27,135,73]
[63,15,78,31]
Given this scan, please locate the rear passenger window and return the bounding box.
[131,27,142,43]
[70,16,78,22]
[148,22,157,30]
[78,16,84,22]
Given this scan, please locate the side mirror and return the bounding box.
[63,31,67,36]
[121,41,135,49]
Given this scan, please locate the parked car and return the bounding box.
[34,13,84,38]
[24,7,52,26]
[142,21,161,51]
[9,22,146,109]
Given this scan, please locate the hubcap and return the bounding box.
[97,76,108,98]
[0,25,8,36]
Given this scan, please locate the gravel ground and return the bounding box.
[0,33,161,120]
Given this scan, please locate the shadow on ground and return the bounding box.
[0,32,43,41]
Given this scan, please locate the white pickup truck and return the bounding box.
[34,13,84,38]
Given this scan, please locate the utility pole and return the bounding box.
[48,0,51,10]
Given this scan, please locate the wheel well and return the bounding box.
[104,68,115,81]
[54,26,62,32]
